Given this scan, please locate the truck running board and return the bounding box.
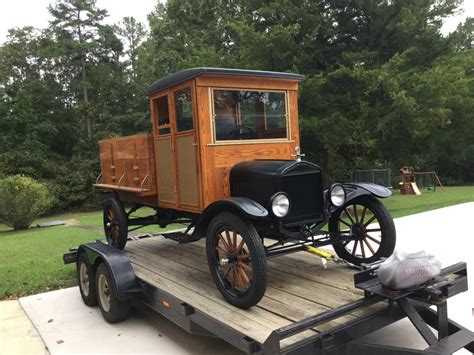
[162,231,200,244]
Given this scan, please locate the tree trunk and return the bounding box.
[323,150,335,187]
[77,10,92,139]
[81,57,92,138]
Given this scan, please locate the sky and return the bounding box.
[0,0,472,44]
[0,0,155,43]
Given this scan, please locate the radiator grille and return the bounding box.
[282,172,324,225]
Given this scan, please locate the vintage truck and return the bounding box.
[92,67,396,310]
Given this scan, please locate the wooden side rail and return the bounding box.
[96,133,157,197]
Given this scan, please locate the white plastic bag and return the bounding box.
[377,250,441,290]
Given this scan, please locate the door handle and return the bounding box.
[192,143,198,146]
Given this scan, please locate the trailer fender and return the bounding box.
[78,242,142,301]
[192,197,268,240]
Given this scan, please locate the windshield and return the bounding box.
[212,89,288,142]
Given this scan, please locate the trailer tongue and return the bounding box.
[64,235,473,354]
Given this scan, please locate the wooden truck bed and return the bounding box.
[124,235,384,348]
[95,134,156,196]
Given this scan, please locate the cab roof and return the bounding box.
[147,67,305,95]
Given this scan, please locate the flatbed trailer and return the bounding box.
[64,235,474,354]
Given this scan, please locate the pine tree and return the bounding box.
[48,0,108,138]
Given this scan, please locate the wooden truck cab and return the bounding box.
[96,68,304,212]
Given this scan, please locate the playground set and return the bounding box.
[399,166,444,195]
[353,167,444,195]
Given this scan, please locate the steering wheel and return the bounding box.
[225,125,255,140]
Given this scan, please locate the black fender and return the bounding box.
[78,242,142,301]
[340,182,391,205]
[191,197,268,240]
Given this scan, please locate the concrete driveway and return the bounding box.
[2,202,473,354]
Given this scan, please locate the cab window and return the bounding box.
[154,95,170,135]
[212,89,288,142]
[174,88,193,132]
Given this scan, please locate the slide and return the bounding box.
[411,182,422,195]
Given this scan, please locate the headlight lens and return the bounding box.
[271,193,290,217]
[330,184,346,207]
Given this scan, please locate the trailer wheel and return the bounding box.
[206,212,267,309]
[103,196,128,250]
[329,196,396,266]
[77,253,97,306]
[95,262,130,323]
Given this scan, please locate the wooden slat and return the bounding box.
[181,239,385,319]
[126,243,317,345]
[123,235,386,347]
[93,184,155,196]
[170,238,359,293]
[138,238,359,310]
[129,238,356,332]
[195,75,300,91]
[97,133,157,197]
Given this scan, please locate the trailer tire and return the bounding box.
[103,196,128,250]
[95,262,130,323]
[77,253,97,306]
[206,212,267,309]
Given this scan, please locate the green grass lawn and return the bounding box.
[0,185,472,299]
[383,186,474,218]
[0,226,103,299]
[0,208,181,299]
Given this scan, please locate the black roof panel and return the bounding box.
[147,67,305,95]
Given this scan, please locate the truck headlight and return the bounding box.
[271,193,290,217]
[330,184,346,207]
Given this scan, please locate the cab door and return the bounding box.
[172,85,201,210]
[151,85,201,210]
[152,93,177,207]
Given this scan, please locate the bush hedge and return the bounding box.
[0,175,52,230]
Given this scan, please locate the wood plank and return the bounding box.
[131,263,275,343]
[179,239,385,318]
[211,143,295,167]
[153,240,359,309]
[126,244,317,345]
[172,241,385,320]
[195,75,300,91]
[128,238,356,332]
[179,239,360,295]
[278,248,362,278]
[93,184,153,195]
[288,90,301,145]
[97,134,157,196]
[126,244,293,329]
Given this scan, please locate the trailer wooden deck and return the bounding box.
[124,235,384,348]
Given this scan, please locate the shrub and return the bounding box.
[0,175,52,230]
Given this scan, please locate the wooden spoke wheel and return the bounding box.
[103,196,128,250]
[206,212,266,309]
[329,196,396,266]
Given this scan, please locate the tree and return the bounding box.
[48,0,108,138]
[0,27,78,178]
[116,17,146,74]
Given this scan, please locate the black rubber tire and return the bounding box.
[95,263,131,323]
[103,195,128,250]
[329,196,396,266]
[77,253,97,306]
[206,212,267,309]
